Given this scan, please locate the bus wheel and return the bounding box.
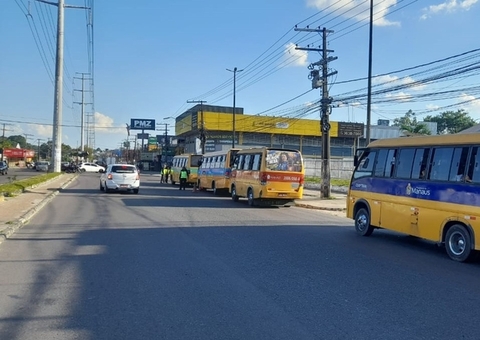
[355,208,373,236]
[231,186,239,202]
[446,225,474,262]
[247,189,255,207]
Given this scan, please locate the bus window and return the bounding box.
[374,149,388,177]
[243,155,252,170]
[411,148,430,180]
[449,147,469,182]
[252,154,261,171]
[467,147,480,183]
[395,148,415,179]
[353,150,376,179]
[429,148,454,181]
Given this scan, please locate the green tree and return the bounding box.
[393,110,431,135]
[7,135,27,148]
[424,109,476,134]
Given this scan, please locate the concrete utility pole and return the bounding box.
[36,138,44,161]
[365,0,374,145]
[295,26,337,198]
[37,0,89,172]
[1,123,13,162]
[74,72,92,152]
[226,67,243,148]
[186,100,207,154]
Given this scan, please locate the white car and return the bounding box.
[79,162,105,173]
[36,161,49,172]
[100,164,140,194]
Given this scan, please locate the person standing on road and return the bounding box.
[179,166,189,190]
[161,165,168,183]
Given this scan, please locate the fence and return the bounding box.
[304,157,353,180]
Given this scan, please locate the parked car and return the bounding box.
[0,161,8,175]
[100,164,140,194]
[79,162,105,173]
[36,161,49,172]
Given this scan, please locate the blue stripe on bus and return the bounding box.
[350,177,480,207]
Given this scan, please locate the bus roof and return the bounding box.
[236,147,301,154]
[201,148,240,157]
[367,133,480,148]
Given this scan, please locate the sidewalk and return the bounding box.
[0,173,77,245]
[294,188,347,217]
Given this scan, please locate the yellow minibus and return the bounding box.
[230,147,304,207]
[197,148,240,195]
[170,153,203,186]
[347,133,480,262]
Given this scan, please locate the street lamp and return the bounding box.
[227,67,243,148]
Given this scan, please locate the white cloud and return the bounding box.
[459,93,480,114]
[421,0,478,19]
[95,112,125,134]
[27,124,52,138]
[385,91,412,102]
[306,0,400,27]
[373,74,426,90]
[426,104,441,111]
[284,42,308,67]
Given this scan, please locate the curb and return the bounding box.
[0,174,78,246]
[294,202,346,211]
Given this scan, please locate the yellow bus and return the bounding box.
[347,133,480,262]
[170,153,203,186]
[197,148,240,195]
[230,147,304,207]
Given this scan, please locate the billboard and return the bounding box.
[130,118,156,130]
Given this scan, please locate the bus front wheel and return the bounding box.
[445,224,475,262]
[355,208,374,236]
[247,188,255,207]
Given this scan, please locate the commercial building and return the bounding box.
[173,104,367,157]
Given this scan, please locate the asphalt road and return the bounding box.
[0,166,45,184]
[1,174,480,339]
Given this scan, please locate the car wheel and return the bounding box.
[247,188,255,207]
[80,168,86,173]
[231,186,239,202]
[354,207,374,236]
[133,188,139,194]
[445,224,475,262]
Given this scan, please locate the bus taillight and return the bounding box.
[260,172,268,184]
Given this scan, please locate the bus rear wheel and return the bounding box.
[445,224,475,262]
[355,208,374,236]
[231,186,239,202]
[247,188,255,207]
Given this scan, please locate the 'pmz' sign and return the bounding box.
[130,118,156,130]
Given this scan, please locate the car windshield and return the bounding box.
[111,165,135,173]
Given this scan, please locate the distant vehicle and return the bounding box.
[79,162,105,173]
[170,154,203,186]
[100,164,140,194]
[230,147,305,207]
[36,161,49,172]
[0,161,8,175]
[197,148,240,195]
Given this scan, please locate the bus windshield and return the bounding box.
[265,150,302,172]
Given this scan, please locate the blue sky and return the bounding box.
[1,0,479,150]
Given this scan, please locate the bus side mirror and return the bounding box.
[354,155,359,167]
